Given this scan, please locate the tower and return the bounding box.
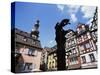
[31,20,40,39]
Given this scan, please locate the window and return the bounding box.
[70,57,78,65]
[87,33,91,39]
[69,41,71,47]
[32,64,36,69]
[73,57,78,64]
[79,45,84,51]
[33,50,38,56]
[28,48,37,56]
[72,39,75,45]
[96,20,97,27]
[67,41,70,47]
[82,25,85,30]
[24,63,33,71]
[75,57,78,64]
[79,37,82,43]
[85,43,91,49]
[81,56,86,64]
[49,62,51,68]
[72,48,77,54]
[80,30,84,34]
[23,48,29,54]
[32,40,36,45]
[84,34,88,40]
[23,36,27,42]
[52,61,55,68]
[89,53,95,62]
[28,49,33,56]
[92,32,96,41]
[32,35,37,39]
[52,61,54,63]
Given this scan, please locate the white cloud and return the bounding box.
[56,4,80,13]
[67,5,80,13]
[57,5,97,23]
[49,40,54,44]
[57,4,65,12]
[47,40,56,47]
[67,5,80,23]
[70,14,77,23]
[81,6,96,18]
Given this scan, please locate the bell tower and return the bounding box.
[31,20,40,39]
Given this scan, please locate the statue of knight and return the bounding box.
[55,19,72,70]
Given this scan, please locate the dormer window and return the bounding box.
[82,25,85,30]
[23,36,27,42]
[80,30,85,35]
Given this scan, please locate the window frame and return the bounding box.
[89,53,95,62]
[81,56,86,64]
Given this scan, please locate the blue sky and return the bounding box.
[14,2,96,48]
